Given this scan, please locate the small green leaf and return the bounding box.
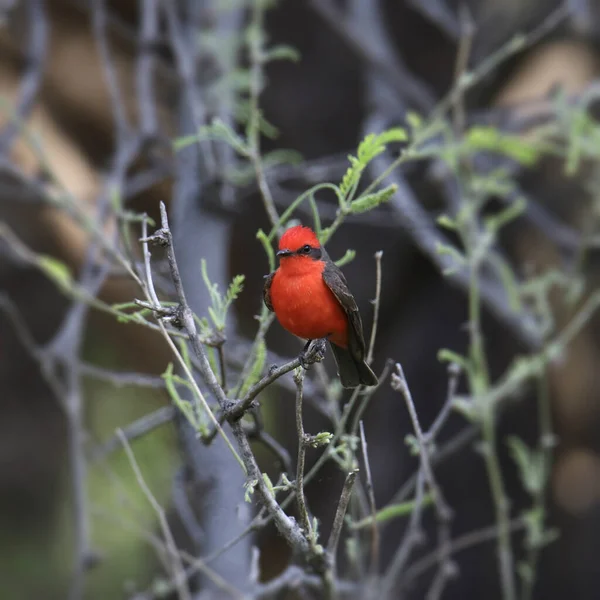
[404,434,420,456]
[163,363,198,428]
[262,473,275,498]
[265,44,301,63]
[438,348,471,372]
[308,432,334,448]
[452,396,479,422]
[174,118,249,155]
[406,112,422,131]
[257,229,275,272]
[489,253,522,312]
[244,479,258,503]
[38,255,73,293]
[465,126,539,166]
[437,214,458,230]
[350,184,397,214]
[435,242,466,274]
[352,494,433,529]
[507,437,547,497]
[334,249,356,268]
[238,339,266,398]
[485,197,527,232]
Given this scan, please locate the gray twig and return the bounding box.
[117,430,192,600]
[92,406,175,461]
[359,421,379,575]
[294,368,314,539]
[328,470,359,572]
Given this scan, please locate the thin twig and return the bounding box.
[91,0,130,138]
[310,0,435,110]
[294,367,314,539]
[136,0,159,136]
[366,251,383,365]
[227,356,303,420]
[327,469,359,570]
[380,471,427,597]
[359,421,379,576]
[117,430,192,600]
[79,362,166,388]
[520,371,554,600]
[92,406,175,461]
[0,0,47,153]
[426,362,462,443]
[391,365,453,524]
[247,0,280,230]
[391,364,454,597]
[217,343,228,392]
[403,518,526,587]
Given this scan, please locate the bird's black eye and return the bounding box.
[300,245,311,254]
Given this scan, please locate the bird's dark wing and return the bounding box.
[321,261,366,361]
[263,272,275,312]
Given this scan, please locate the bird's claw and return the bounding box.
[299,338,327,370]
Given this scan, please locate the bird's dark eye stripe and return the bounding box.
[294,244,322,259]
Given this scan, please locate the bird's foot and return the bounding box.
[299,338,327,370]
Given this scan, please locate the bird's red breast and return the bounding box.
[270,252,349,348]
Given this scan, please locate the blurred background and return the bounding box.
[2,0,600,598]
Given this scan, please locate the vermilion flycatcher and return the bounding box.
[263,225,378,388]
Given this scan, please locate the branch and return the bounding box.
[359,421,379,575]
[0,0,47,153]
[140,202,326,571]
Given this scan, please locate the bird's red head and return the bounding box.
[277,225,322,261]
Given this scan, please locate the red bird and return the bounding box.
[263,225,378,388]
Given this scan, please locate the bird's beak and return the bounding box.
[277,249,293,258]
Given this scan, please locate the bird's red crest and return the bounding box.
[279,225,320,251]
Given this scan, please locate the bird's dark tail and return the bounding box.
[329,343,378,388]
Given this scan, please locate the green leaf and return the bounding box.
[350,184,397,214]
[506,437,547,497]
[436,214,458,230]
[435,242,466,274]
[488,253,522,312]
[334,249,356,268]
[452,396,479,422]
[174,118,249,155]
[264,44,301,63]
[339,128,407,201]
[565,109,587,175]
[357,128,407,164]
[262,472,275,498]
[404,434,420,456]
[339,155,363,201]
[465,126,540,166]
[485,197,527,232]
[238,339,266,398]
[406,112,422,132]
[257,229,275,271]
[200,259,244,332]
[352,494,433,529]
[163,363,198,429]
[308,432,334,448]
[38,255,73,293]
[236,101,279,139]
[244,479,258,503]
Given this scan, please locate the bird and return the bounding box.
[263,224,378,388]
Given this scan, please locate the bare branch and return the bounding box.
[117,429,192,600]
[0,0,47,153]
[359,421,379,575]
[92,406,175,461]
[328,470,359,572]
